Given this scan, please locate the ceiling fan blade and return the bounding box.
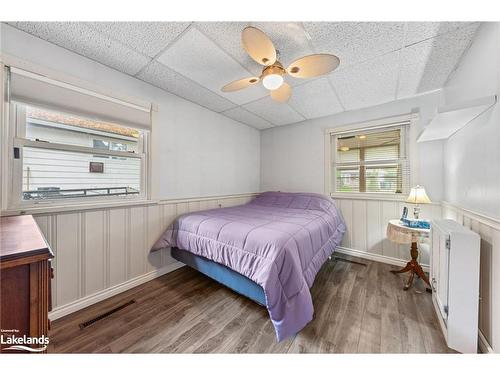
[241,26,277,66]
[221,77,260,92]
[270,82,292,103]
[287,54,340,78]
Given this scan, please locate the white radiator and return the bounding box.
[431,219,480,353]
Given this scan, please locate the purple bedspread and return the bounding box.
[152,191,345,341]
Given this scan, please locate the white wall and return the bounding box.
[440,22,500,353]
[443,23,500,219]
[0,23,261,200]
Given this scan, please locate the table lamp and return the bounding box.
[406,185,431,219]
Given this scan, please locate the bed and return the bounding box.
[152,191,346,341]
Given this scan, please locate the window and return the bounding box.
[328,120,410,195]
[93,139,110,149]
[3,66,152,209]
[16,105,145,202]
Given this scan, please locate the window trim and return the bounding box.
[5,101,150,211]
[324,113,418,199]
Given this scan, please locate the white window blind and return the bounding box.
[331,122,410,195]
[8,67,152,130]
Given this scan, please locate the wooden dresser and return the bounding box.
[0,215,54,353]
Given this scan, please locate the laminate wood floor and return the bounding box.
[48,255,452,353]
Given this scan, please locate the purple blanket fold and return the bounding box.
[152,191,346,341]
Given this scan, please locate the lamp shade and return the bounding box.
[406,185,432,204]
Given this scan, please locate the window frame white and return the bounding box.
[5,100,151,212]
[325,114,417,200]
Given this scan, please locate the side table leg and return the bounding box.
[404,270,415,291]
[390,241,422,291]
[390,261,412,274]
[414,262,432,290]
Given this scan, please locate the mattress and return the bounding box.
[152,191,346,341]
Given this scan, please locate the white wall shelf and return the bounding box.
[417,95,497,142]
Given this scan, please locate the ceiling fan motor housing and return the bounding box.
[261,62,286,78]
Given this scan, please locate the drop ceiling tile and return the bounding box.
[288,78,343,119]
[397,42,431,98]
[195,22,261,76]
[418,23,479,92]
[250,22,319,88]
[330,52,400,111]
[137,61,236,112]
[8,22,150,75]
[243,96,305,126]
[250,22,313,68]
[303,22,405,69]
[222,107,273,129]
[7,21,479,125]
[405,22,474,46]
[398,23,480,98]
[156,26,268,105]
[89,22,191,58]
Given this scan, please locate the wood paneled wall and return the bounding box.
[34,194,255,320]
[442,202,500,353]
[32,194,497,353]
[334,197,442,267]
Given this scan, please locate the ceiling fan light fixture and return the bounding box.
[262,74,284,90]
[261,65,285,90]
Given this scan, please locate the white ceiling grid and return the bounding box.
[6,21,480,129]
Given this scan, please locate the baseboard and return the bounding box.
[478,330,495,353]
[48,261,184,321]
[336,246,430,273]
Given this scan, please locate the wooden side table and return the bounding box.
[386,219,431,291]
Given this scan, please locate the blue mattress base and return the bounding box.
[171,247,266,306]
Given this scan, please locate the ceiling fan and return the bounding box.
[221,26,340,103]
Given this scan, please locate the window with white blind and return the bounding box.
[328,121,410,195]
[3,66,152,209]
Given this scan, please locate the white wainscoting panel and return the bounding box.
[35,193,256,320]
[33,194,497,353]
[334,197,442,267]
[442,202,499,353]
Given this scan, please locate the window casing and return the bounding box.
[8,103,149,208]
[2,65,152,211]
[327,119,411,196]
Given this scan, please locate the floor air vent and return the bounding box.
[79,299,136,329]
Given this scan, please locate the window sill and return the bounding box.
[330,192,441,206]
[1,198,157,216]
[330,192,408,202]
